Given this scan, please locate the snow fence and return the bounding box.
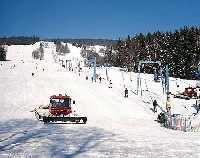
[165,114,192,132]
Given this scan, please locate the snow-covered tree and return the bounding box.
[32,43,44,60]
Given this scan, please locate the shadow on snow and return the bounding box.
[0,119,112,158]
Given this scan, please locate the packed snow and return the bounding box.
[1,42,200,158]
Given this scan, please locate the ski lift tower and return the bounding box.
[65,59,71,70]
[164,64,170,97]
[88,57,97,82]
[137,60,162,95]
[196,62,200,87]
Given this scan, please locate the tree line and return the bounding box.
[48,38,117,47]
[0,36,40,45]
[0,36,116,46]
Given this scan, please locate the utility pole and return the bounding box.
[165,64,169,96]
[88,57,96,82]
[93,57,96,82]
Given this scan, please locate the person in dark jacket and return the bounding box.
[196,99,200,113]
[153,100,158,112]
[157,112,166,124]
[99,76,102,83]
[124,88,128,98]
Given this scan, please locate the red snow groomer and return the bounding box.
[34,94,87,124]
[174,87,199,99]
[183,87,197,98]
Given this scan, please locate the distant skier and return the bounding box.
[91,76,93,82]
[99,76,102,83]
[157,112,166,124]
[198,103,200,114]
[32,72,34,77]
[86,75,88,80]
[108,80,112,88]
[124,88,128,98]
[196,99,200,113]
[166,96,172,113]
[153,100,158,112]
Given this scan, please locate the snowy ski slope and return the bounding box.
[0,42,200,157]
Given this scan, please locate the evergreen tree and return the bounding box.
[0,46,6,61]
[32,43,44,60]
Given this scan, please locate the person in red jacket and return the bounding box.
[166,96,172,113]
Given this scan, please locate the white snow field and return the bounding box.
[1,42,200,158]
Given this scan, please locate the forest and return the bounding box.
[105,26,200,79]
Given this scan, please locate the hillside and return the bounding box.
[0,42,200,157]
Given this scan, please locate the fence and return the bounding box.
[164,114,192,132]
[190,125,200,132]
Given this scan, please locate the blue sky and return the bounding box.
[1,0,200,39]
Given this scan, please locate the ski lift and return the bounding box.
[196,62,200,79]
[138,60,162,82]
[154,68,161,82]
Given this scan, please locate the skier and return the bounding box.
[91,76,93,82]
[154,70,159,81]
[99,76,102,83]
[153,100,158,112]
[108,80,112,88]
[166,96,172,113]
[86,75,88,80]
[196,99,200,113]
[124,88,128,98]
[157,112,166,124]
[32,72,35,77]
